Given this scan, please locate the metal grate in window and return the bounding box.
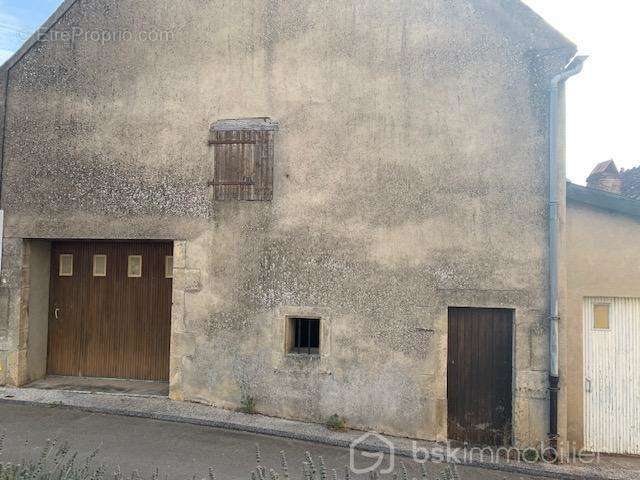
[290,317,320,355]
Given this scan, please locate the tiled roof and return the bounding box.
[620,166,640,200]
[588,160,617,179]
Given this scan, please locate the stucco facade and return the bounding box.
[0,0,576,446]
[563,187,640,451]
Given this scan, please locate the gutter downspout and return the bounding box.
[0,70,8,272]
[548,55,587,453]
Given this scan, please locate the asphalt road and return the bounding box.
[0,403,538,480]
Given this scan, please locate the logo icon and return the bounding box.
[349,432,395,475]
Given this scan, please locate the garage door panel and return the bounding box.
[584,297,640,455]
[47,241,172,381]
[47,243,87,377]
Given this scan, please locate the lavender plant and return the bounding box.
[0,437,458,480]
[249,447,459,480]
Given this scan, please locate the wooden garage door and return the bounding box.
[47,241,173,381]
[447,307,513,446]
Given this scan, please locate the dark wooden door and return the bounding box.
[47,241,172,381]
[447,307,513,446]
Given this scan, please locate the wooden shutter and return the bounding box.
[210,129,275,201]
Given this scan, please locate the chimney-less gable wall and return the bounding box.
[0,0,573,445]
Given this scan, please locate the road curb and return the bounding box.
[0,392,620,480]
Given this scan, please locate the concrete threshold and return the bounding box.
[27,376,169,397]
[0,387,633,480]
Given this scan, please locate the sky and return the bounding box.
[0,0,59,61]
[0,0,638,185]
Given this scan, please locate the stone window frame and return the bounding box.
[280,306,331,359]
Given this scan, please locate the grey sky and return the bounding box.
[524,0,639,184]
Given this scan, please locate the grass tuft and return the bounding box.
[324,415,347,432]
[240,396,257,415]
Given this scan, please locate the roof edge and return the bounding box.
[512,0,576,50]
[567,182,640,220]
[473,0,576,53]
[0,0,79,74]
[1,0,577,74]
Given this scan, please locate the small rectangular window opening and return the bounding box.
[289,317,320,355]
[93,255,107,277]
[59,254,73,277]
[594,304,610,330]
[128,255,142,278]
[165,256,174,279]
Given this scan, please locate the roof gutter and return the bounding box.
[548,54,587,453]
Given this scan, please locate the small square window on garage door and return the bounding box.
[209,118,279,202]
[128,255,142,278]
[593,304,610,330]
[59,254,73,277]
[93,255,107,277]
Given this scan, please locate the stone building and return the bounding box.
[0,0,580,448]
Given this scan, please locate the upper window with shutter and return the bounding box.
[209,118,278,201]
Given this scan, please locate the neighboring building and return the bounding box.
[0,0,579,448]
[563,162,640,455]
[586,159,640,199]
[586,160,622,195]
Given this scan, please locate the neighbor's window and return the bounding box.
[93,255,107,277]
[289,317,320,355]
[59,254,73,277]
[165,256,174,279]
[128,255,142,278]
[594,304,610,330]
[209,118,278,201]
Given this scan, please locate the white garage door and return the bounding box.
[584,297,640,454]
